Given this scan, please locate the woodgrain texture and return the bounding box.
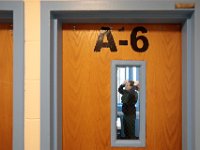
[0,24,13,150]
[62,24,182,150]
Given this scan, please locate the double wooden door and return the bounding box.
[62,24,182,150]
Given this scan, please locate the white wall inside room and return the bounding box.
[24,1,40,150]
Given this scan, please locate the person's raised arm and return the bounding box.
[118,80,127,94]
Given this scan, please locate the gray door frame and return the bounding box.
[41,1,199,150]
[0,1,24,150]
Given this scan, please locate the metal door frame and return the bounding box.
[0,1,24,150]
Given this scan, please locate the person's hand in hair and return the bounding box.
[134,81,140,91]
[123,80,128,85]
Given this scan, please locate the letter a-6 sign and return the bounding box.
[94,26,149,53]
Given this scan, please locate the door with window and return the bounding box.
[0,24,13,150]
[62,24,182,150]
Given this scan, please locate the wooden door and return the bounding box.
[0,24,13,150]
[62,24,182,150]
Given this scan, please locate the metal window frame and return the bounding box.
[111,60,146,147]
[0,1,24,150]
[40,1,198,150]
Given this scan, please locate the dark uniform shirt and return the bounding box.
[118,84,138,115]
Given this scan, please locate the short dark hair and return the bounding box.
[128,80,134,87]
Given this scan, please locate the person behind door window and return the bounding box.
[118,80,138,139]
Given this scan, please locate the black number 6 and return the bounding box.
[131,26,149,52]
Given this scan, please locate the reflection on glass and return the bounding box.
[116,66,140,140]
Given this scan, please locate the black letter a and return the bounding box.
[94,27,117,52]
